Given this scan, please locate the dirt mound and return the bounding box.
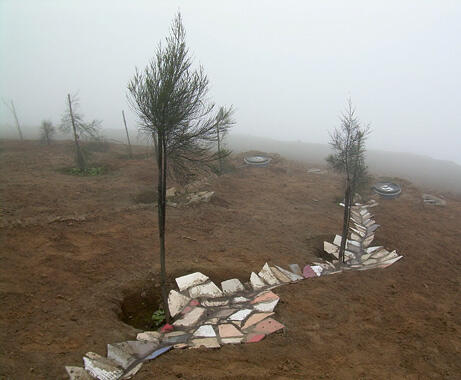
[1,140,460,379]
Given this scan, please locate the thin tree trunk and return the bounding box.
[339,179,351,263]
[157,134,170,323]
[122,110,133,158]
[216,125,222,174]
[10,101,24,141]
[67,94,85,171]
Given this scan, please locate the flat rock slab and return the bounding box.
[136,331,161,343]
[143,345,172,361]
[202,299,229,307]
[221,279,245,295]
[258,263,280,286]
[253,299,279,312]
[246,333,265,343]
[163,332,190,344]
[288,264,302,276]
[250,272,266,289]
[173,307,206,327]
[251,291,279,304]
[303,265,317,278]
[242,312,274,330]
[221,337,243,344]
[193,325,216,337]
[83,352,123,380]
[175,272,209,292]
[232,296,249,303]
[253,318,285,335]
[189,281,223,299]
[212,309,237,318]
[168,290,191,317]
[66,366,91,380]
[228,309,253,321]
[190,338,220,349]
[218,324,243,338]
[270,266,291,283]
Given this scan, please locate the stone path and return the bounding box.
[66,200,403,379]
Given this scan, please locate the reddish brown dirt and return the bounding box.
[1,140,460,379]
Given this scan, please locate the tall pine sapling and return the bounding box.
[128,12,234,322]
[327,99,370,263]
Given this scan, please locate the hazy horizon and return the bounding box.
[1,1,460,164]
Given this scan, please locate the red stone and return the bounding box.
[246,333,265,343]
[303,265,316,278]
[253,318,284,335]
[160,323,174,332]
[189,299,200,307]
[182,306,192,314]
[250,291,279,305]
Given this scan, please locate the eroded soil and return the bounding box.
[1,140,460,379]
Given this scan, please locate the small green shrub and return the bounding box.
[61,166,106,176]
[151,309,165,327]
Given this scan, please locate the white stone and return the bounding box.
[289,264,302,275]
[350,227,365,237]
[275,265,303,281]
[221,279,245,295]
[190,337,220,349]
[371,249,390,259]
[310,265,323,276]
[250,272,266,290]
[381,250,398,261]
[253,299,279,312]
[173,307,206,327]
[360,253,371,261]
[202,299,229,307]
[83,352,123,380]
[333,234,342,246]
[221,337,243,344]
[65,366,91,380]
[364,219,375,227]
[232,296,249,303]
[354,223,367,233]
[362,234,374,248]
[270,266,291,283]
[350,232,362,242]
[379,255,403,267]
[107,343,137,369]
[228,309,253,321]
[189,281,223,299]
[168,290,191,317]
[366,246,383,254]
[193,325,216,337]
[175,272,209,292]
[166,187,177,198]
[258,263,280,286]
[362,258,378,265]
[324,241,339,257]
[136,331,161,343]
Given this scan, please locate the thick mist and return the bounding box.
[1,0,460,164]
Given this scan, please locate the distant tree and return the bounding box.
[128,12,234,322]
[327,99,370,263]
[215,106,235,174]
[122,110,133,158]
[60,93,101,171]
[2,99,24,141]
[40,120,56,145]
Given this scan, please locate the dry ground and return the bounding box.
[0,140,460,379]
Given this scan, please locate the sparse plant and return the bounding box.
[151,308,166,328]
[40,120,55,145]
[60,93,102,171]
[128,12,234,321]
[327,99,370,263]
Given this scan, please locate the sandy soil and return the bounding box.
[0,140,460,379]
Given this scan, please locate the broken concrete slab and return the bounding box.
[310,265,323,276]
[275,265,303,281]
[362,258,378,265]
[218,324,243,338]
[107,343,137,369]
[250,272,266,289]
[221,337,243,344]
[232,296,249,303]
[190,338,220,349]
[211,308,237,319]
[136,331,161,343]
[163,331,190,344]
[253,318,285,335]
[228,309,253,321]
[350,232,362,242]
[367,224,380,233]
[362,234,374,248]
[366,246,383,254]
[371,249,390,259]
[168,290,191,318]
[175,272,209,292]
[242,313,274,330]
[221,279,245,295]
[258,263,280,286]
[378,255,403,267]
[270,266,291,283]
[253,299,279,312]
[251,291,279,304]
[143,345,173,361]
[83,352,123,380]
[324,241,339,257]
[303,265,317,278]
[246,333,265,343]
[173,307,206,327]
[193,325,216,337]
[65,366,91,380]
[201,299,229,307]
[204,318,220,324]
[188,281,223,299]
[288,264,302,276]
[333,234,342,246]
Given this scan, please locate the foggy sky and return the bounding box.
[1,0,460,164]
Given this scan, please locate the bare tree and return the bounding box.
[2,99,24,141]
[40,120,55,145]
[128,12,234,321]
[327,99,370,263]
[215,106,235,174]
[122,110,133,158]
[60,93,101,171]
